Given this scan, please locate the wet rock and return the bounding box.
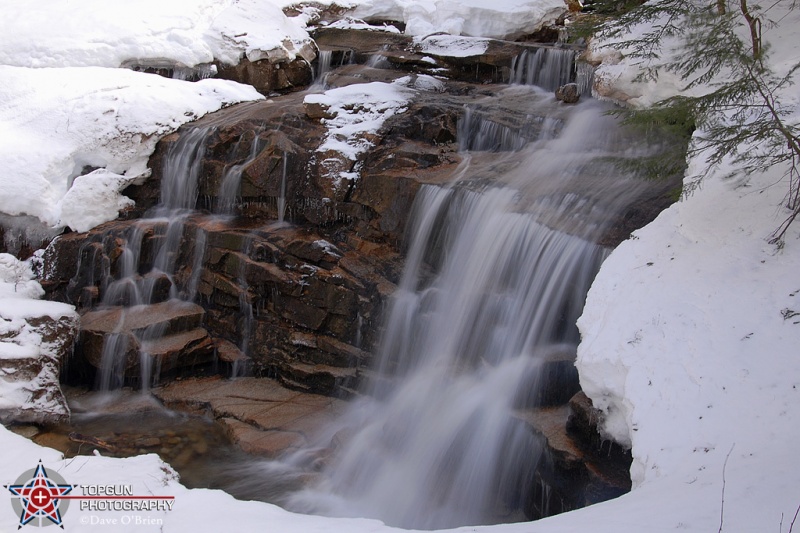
[77,301,206,378]
[213,338,248,364]
[81,301,204,339]
[140,328,215,373]
[312,27,581,85]
[278,361,358,396]
[304,101,335,120]
[219,418,305,457]
[153,376,346,456]
[213,337,253,376]
[216,56,314,95]
[555,82,580,103]
[515,404,631,517]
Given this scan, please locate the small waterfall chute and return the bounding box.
[509,47,576,91]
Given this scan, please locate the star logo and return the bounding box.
[4,461,74,529]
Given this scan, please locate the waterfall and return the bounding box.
[457,107,560,152]
[509,48,576,90]
[159,127,210,211]
[236,237,255,361]
[277,151,288,223]
[217,129,265,215]
[575,61,595,96]
[91,127,214,392]
[238,86,664,528]
[186,226,207,302]
[281,184,605,528]
[366,47,390,69]
[312,50,333,89]
[71,37,671,522]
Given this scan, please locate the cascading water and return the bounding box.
[225,70,667,528]
[278,184,606,529]
[510,47,576,90]
[312,50,333,89]
[217,127,266,215]
[277,151,288,223]
[86,125,222,390]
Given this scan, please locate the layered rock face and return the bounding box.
[43,214,403,395]
[43,44,608,394]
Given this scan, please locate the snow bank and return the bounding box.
[347,0,566,39]
[0,0,310,234]
[576,147,800,532]
[325,17,402,33]
[574,2,800,530]
[0,254,78,424]
[0,66,262,232]
[0,0,313,69]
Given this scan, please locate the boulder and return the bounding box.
[556,82,580,103]
[215,56,314,95]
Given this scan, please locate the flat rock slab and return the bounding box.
[81,300,205,337]
[140,328,215,373]
[152,376,346,457]
[78,301,208,376]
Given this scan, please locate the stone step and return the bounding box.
[277,361,358,396]
[78,300,207,381]
[81,300,205,338]
[102,271,173,307]
[213,338,253,376]
[140,328,215,373]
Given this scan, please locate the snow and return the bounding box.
[414,35,490,58]
[573,1,800,530]
[0,0,317,234]
[0,0,567,234]
[0,0,313,69]
[0,66,263,232]
[348,0,567,39]
[577,152,800,529]
[324,17,402,33]
[305,81,413,187]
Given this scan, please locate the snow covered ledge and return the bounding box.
[0,254,78,425]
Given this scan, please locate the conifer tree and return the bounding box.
[594,0,800,242]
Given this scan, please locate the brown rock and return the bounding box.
[140,328,215,373]
[216,57,313,95]
[153,376,346,455]
[556,83,580,104]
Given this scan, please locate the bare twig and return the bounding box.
[789,502,800,533]
[719,444,736,533]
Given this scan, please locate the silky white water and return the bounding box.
[227,83,668,529]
